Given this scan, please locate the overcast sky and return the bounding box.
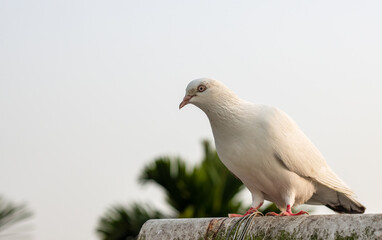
[1,1,382,239]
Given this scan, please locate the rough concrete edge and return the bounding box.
[138,214,382,240]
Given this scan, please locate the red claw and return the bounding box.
[265,205,309,216]
[228,203,263,218]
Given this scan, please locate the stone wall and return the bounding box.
[138,214,382,239]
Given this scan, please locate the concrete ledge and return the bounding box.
[138,214,382,240]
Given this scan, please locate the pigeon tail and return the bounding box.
[325,194,366,214]
[310,184,366,214]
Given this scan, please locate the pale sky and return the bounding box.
[1,1,382,239]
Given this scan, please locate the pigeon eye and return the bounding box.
[197,85,206,92]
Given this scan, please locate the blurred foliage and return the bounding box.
[97,140,309,240]
[0,195,32,236]
[97,203,165,240]
[139,140,245,218]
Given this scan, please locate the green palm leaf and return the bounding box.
[0,195,32,237]
[139,140,245,218]
[97,203,165,240]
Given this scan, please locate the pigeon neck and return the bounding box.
[202,97,247,131]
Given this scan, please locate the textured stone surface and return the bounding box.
[138,214,382,240]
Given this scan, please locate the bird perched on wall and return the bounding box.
[179,78,365,217]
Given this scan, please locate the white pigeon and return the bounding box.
[179,78,365,217]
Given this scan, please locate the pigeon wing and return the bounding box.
[269,108,354,196]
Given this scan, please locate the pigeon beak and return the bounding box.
[179,95,193,109]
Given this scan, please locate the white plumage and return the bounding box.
[179,78,365,216]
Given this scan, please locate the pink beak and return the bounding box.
[179,95,193,109]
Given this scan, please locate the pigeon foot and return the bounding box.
[228,203,263,218]
[265,205,309,217]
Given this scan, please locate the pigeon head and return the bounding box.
[179,78,239,112]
